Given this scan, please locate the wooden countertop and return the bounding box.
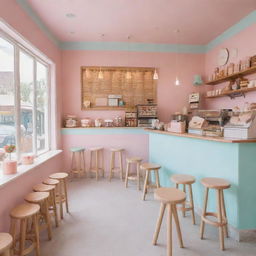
[145,129,256,143]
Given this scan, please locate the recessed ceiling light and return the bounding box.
[66,13,76,18]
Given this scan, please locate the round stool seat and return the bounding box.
[33,183,55,192]
[24,192,49,203]
[89,147,103,151]
[141,163,161,170]
[171,174,195,185]
[0,233,13,253]
[126,157,142,163]
[201,177,230,189]
[155,188,186,204]
[70,147,85,152]
[49,172,68,180]
[43,178,59,186]
[110,148,124,152]
[10,203,40,219]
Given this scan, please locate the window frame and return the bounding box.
[0,29,52,160]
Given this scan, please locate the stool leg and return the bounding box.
[9,219,16,252]
[32,214,40,256]
[90,151,93,178]
[200,188,209,239]
[78,152,82,178]
[101,150,105,178]
[52,189,59,227]
[152,203,166,245]
[142,171,149,201]
[109,152,114,182]
[119,152,123,181]
[95,151,99,181]
[155,170,160,188]
[172,204,184,248]
[125,162,130,188]
[44,200,52,240]
[221,190,228,238]
[19,219,27,255]
[59,182,64,219]
[189,184,196,225]
[71,152,75,178]
[137,163,141,191]
[82,151,86,177]
[64,179,69,213]
[182,184,186,217]
[217,189,225,250]
[167,203,173,256]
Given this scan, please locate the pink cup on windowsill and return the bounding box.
[21,155,34,165]
[3,160,17,175]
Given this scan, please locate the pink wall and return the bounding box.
[205,23,256,110]
[62,50,205,122]
[62,133,149,175]
[0,153,62,231]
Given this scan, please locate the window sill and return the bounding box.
[0,150,62,188]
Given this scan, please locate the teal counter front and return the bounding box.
[148,129,256,241]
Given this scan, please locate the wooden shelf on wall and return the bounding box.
[206,66,256,85]
[82,106,129,111]
[205,87,256,99]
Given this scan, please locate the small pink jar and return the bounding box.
[21,155,34,165]
[3,160,17,175]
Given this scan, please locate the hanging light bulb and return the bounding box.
[153,68,158,80]
[98,67,103,79]
[126,71,132,79]
[175,77,180,86]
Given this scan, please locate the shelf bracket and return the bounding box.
[229,92,245,99]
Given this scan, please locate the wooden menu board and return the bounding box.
[81,66,157,110]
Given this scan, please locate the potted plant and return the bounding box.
[3,145,17,175]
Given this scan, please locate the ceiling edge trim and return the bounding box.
[16,0,60,47]
[15,1,256,53]
[206,10,256,51]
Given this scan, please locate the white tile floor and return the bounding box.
[40,178,256,256]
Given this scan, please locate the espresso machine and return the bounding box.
[137,104,158,127]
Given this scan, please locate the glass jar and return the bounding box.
[104,119,114,127]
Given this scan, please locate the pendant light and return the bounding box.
[126,35,132,79]
[153,68,158,80]
[98,34,105,80]
[174,29,181,86]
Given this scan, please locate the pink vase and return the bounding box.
[3,160,17,175]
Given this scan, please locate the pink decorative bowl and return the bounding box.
[21,155,34,165]
[3,160,17,175]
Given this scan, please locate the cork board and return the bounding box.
[81,66,157,110]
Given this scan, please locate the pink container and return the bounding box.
[21,155,34,165]
[3,160,17,175]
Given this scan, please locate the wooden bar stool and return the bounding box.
[9,203,40,256]
[24,192,52,241]
[153,187,186,256]
[89,147,104,181]
[70,147,86,178]
[49,172,69,219]
[200,177,230,250]
[141,163,161,200]
[109,148,124,182]
[33,183,59,227]
[0,233,13,256]
[124,157,142,190]
[171,174,196,224]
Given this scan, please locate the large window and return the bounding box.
[0,34,50,160]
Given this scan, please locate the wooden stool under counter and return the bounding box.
[9,203,40,256]
[153,187,186,256]
[141,163,161,200]
[89,147,104,181]
[33,183,58,227]
[171,174,196,224]
[70,147,86,178]
[24,192,52,241]
[49,172,69,219]
[200,177,230,250]
[0,233,13,256]
[109,148,124,182]
[124,157,142,190]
